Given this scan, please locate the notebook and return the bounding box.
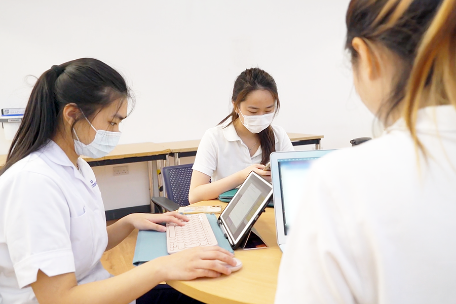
[270,150,334,252]
[218,188,238,202]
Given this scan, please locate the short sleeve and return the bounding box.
[274,161,360,304]
[192,129,218,177]
[5,171,75,288]
[273,125,294,152]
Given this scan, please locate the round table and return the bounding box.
[167,200,282,304]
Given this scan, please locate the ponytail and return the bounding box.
[1,66,63,174]
[346,0,456,157]
[1,58,131,175]
[403,0,456,154]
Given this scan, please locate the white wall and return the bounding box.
[0,0,375,210]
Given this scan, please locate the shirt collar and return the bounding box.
[41,140,95,188]
[222,122,242,142]
[41,140,78,169]
[387,105,456,133]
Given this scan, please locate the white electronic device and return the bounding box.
[270,150,334,252]
[178,205,222,214]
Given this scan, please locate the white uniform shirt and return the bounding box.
[275,105,456,304]
[193,123,294,181]
[0,141,111,304]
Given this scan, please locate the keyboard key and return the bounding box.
[168,225,176,238]
[167,214,218,254]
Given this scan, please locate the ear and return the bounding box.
[232,101,238,114]
[352,37,381,80]
[62,103,81,127]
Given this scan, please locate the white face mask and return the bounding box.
[238,110,275,133]
[73,115,121,158]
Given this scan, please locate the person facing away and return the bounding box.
[0,58,237,304]
[275,0,456,303]
[189,68,294,204]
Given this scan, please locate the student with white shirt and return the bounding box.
[275,0,456,303]
[189,68,294,204]
[0,58,236,304]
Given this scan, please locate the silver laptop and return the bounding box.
[270,150,334,252]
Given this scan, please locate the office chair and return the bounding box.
[350,137,372,146]
[151,164,194,213]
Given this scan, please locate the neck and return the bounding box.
[233,118,258,139]
[52,129,80,168]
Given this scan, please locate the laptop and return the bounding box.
[270,150,334,252]
[167,171,273,253]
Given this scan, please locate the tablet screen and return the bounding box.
[220,172,272,244]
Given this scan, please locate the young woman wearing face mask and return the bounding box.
[275,0,456,303]
[189,68,294,204]
[0,58,236,304]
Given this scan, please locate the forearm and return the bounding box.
[106,215,134,251]
[189,172,243,204]
[72,259,166,304]
[35,257,167,304]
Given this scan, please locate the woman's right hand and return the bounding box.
[156,246,237,281]
[239,164,272,182]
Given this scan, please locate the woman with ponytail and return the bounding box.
[0,59,236,304]
[189,68,293,204]
[276,0,456,303]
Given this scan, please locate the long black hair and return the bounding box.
[1,58,132,175]
[219,68,280,165]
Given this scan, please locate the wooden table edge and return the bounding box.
[167,280,247,304]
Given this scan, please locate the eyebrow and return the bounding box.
[247,105,275,109]
[112,113,127,120]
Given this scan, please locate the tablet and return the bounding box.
[218,171,273,249]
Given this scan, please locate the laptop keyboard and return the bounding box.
[166,213,218,254]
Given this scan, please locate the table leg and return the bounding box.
[315,140,321,150]
[160,159,167,198]
[148,160,161,213]
[175,152,180,165]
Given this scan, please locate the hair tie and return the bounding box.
[51,65,65,77]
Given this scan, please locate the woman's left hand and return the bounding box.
[126,212,189,232]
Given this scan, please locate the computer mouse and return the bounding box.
[220,257,243,272]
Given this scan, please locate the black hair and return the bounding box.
[1,58,132,174]
[219,68,280,165]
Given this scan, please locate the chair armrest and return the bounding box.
[151,197,180,212]
[350,137,372,146]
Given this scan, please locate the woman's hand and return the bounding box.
[156,246,237,281]
[126,212,189,232]
[238,164,272,182]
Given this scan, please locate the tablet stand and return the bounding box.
[240,226,268,249]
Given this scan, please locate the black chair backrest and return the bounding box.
[162,164,194,207]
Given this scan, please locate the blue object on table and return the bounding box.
[218,188,238,202]
[133,214,233,266]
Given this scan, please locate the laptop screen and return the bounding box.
[277,158,317,235]
[220,172,272,244]
[271,150,334,247]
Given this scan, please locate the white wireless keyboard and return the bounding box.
[166,213,218,254]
